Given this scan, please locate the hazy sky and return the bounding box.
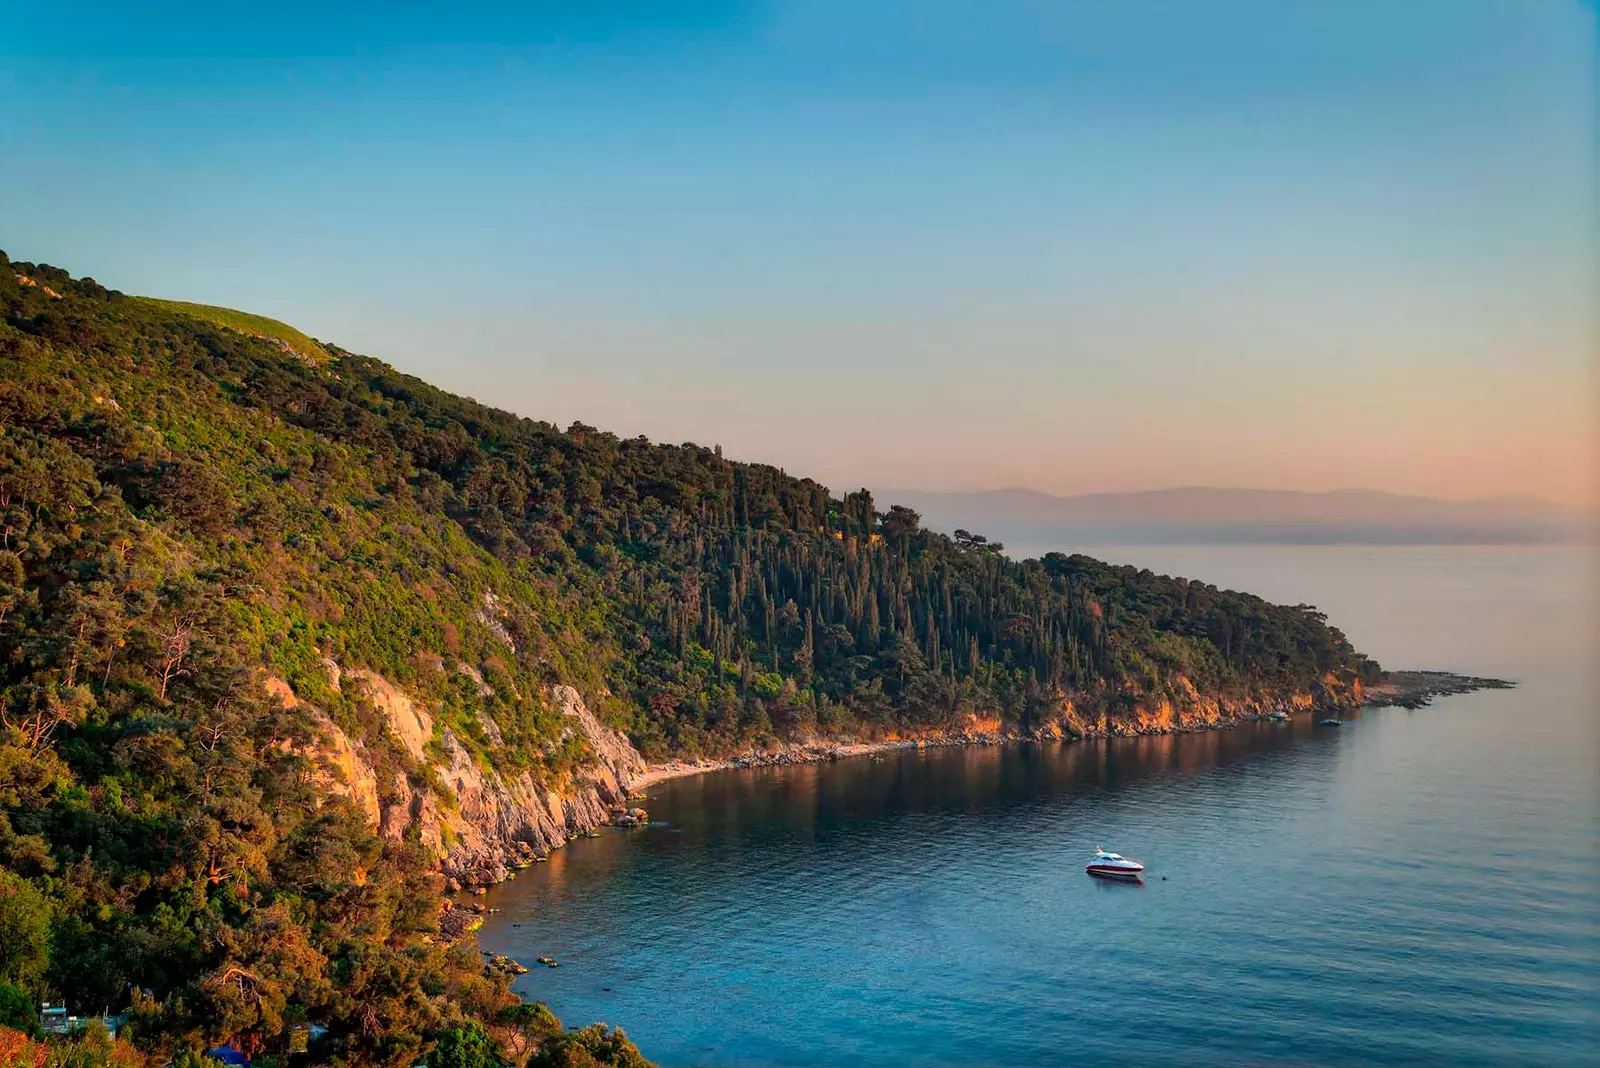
[4,1,1596,503]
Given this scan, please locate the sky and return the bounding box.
[2,1,1596,504]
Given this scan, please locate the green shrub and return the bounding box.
[430,1020,502,1068]
[0,980,37,1035]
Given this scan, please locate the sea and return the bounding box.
[479,545,1600,1066]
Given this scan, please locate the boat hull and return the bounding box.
[1086,864,1144,879]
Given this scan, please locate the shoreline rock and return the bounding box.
[626,670,1512,792]
[1363,670,1514,709]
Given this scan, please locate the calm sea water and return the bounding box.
[480,546,1600,1066]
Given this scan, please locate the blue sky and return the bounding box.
[2,1,1595,502]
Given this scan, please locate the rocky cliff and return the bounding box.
[274,665,646,888]
[1052,671,1363,739]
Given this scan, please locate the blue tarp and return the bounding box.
[206,1046,250,1066]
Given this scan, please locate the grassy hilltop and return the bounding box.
[135,297,331,364]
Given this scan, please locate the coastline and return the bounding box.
[627,669,1514,794]
[630,737,975,791]
[455,668,1517,955]
[1361,669,1515,709]
[438,669,1513,908]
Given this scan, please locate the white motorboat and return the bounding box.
[1086,847,1145,879]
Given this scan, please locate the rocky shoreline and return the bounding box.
[629,670,1512,792]
[435,668,1511,905]
[1362,670,1515,709]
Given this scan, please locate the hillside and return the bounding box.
[0,252,1379,1064]
[135,297,331,364]
[887,486,1597,547]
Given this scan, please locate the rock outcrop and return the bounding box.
[1053,673,1362,740]
[345,669,434,762]
[270,669,646,888]
[426,686,643,886]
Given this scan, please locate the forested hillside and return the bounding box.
[0,252,1378,1064]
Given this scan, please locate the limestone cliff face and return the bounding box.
[273,668,645,888]
[345,670,434,762]
[1046,672,1363,740]
[424,685,645,885]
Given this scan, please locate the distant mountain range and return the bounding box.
[879,487,1598,549]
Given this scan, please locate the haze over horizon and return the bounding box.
[878,484,1590,507]
[878,484,1597,548]
[4,0,1596,504]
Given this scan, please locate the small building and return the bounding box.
[38,1004,125,1038]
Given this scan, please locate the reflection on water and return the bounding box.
[1089,873,1144,892]
[481,547,1599,1068]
